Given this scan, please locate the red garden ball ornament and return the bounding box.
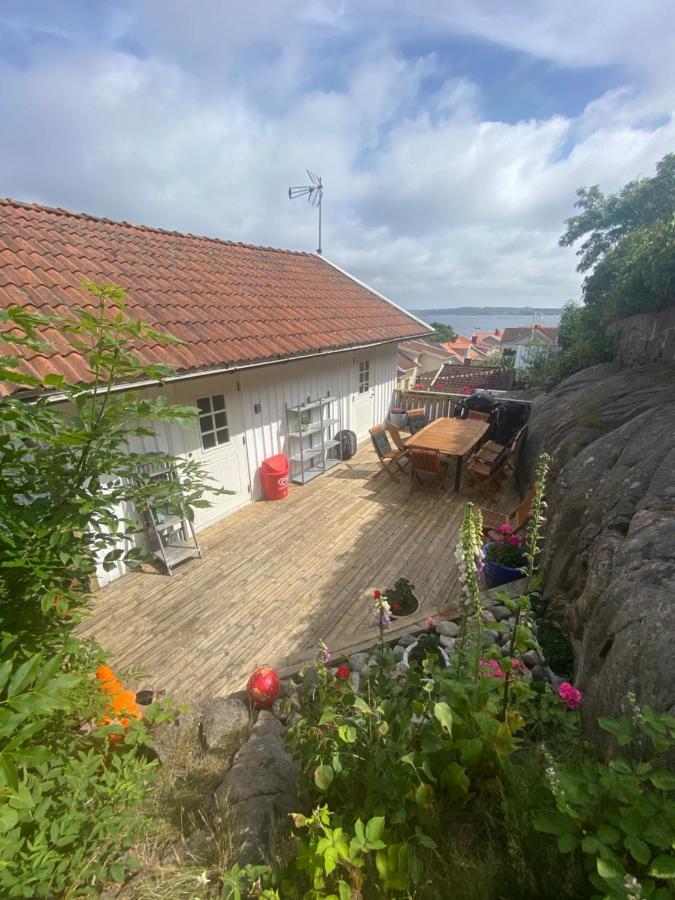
[247,667,281,709]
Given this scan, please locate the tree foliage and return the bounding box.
[540,153,675,381]
[428,321,456,343]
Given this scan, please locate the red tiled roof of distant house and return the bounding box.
[472,330,502,346]
[0,199,432,395]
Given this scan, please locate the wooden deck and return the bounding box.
[79,443,517,701]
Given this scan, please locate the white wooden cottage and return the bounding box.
[0,199,431,582]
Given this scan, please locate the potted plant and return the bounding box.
[402,627,450,670]
[384,578,419,618]
[388,406,408,429]
[483,524,526,588]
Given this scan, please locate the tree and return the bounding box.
[429,321,456,343]
[547,153,675,379]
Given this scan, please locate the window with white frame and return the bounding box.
[358,360,370,393]
[197,394,230,450]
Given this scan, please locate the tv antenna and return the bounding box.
[288,170,324,255]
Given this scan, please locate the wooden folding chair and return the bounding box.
[369,425,409,477]
[387,422,409,452]
[465,448,509,493]
[481,485,537,539]
[410,447,446,490]
[467,410,490,422]
[407,407,428,435]
[471,425,527,472]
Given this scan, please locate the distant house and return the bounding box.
[441,335,496,364]
[396,348,419,390]
[397,338,449,387]
[500,324,559,369]
[0,199,431,581]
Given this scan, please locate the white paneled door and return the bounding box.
[175,381,251,529]
[353,358,375,441]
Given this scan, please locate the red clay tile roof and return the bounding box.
[0,199,431,395]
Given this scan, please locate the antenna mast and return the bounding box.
[288,170,324,254]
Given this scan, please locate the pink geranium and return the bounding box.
[558,682,582,710]
[507,534,522,546]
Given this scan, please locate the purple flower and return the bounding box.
[372,609,391,629]
[316,642,331,664]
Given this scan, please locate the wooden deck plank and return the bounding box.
[78,440,517,701]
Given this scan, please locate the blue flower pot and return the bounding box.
[482,542,525,588]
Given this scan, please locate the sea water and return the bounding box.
[413,311,561,337]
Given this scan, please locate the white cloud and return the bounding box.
[0,1,673,309]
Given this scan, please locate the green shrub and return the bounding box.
[0,284,214,895]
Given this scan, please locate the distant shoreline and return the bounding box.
[411,307,564,316]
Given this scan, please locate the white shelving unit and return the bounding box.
[286,396,341,485]
[137,456,202,575]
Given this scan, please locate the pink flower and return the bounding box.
[496,523,514,534]
[480,659,505,679]
[507,534,522,546]
[373,589,382,600]
[336,665,350,680]
[558,682,582,710]
[425,617,436,627]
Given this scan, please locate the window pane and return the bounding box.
[197,397,211,414]
[216,428,230,444]
[212,394,225,411]
[199,415,212,434]
[214,411,227,429]
[202,432,216,449]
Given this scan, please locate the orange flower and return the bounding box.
[96,667,141,738]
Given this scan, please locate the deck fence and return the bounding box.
[392,388,464,421]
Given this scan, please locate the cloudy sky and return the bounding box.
[1,1,673,310]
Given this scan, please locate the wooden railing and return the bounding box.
[392,389,464,421]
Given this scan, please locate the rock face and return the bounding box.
[216,711,299,865]
[519,361,675,741]
[201,697,250,752]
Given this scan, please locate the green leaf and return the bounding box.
[582,835,601,854]
[314,765,334,792]
[0,805,19,832]
[650,770,675,790]
[625,836,650,865]
[557,833,577,853]
[442,763,469,798]
[597,824,621,846]
[596,857,623,882]
[338,725,356,744]
[365,816,385,844]
[534,811,575,837]
[433,702,453,736]
[649,855,675,880]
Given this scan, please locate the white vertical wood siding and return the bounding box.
[238,343,396,497]
[94,343,397,583]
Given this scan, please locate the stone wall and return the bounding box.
[608,307,675,368]
[518,362,675,744]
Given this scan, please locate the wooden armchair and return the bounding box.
[387,422,409,452]
[410,447,446,490]
[481,485,537,539]
[407,407,428,435]
[472,425,527,472]
[465,448,509,493]
[369,425,409,477]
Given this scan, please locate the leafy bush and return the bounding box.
[535,707,675,899]
[0,284,213,895]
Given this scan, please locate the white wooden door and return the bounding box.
[353,358,375,441]
[177,382,251,529]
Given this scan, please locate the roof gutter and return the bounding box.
[14,332,431,404]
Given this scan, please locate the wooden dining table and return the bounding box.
[406,416,489,492]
